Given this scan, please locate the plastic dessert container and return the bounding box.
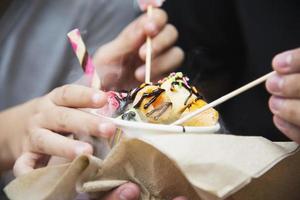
[103,116,221,146]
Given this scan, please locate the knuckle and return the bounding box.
[34,136,46,153]
[85,119,97,135]
[80,117,98,136]
[280,78,289,96]
[283,75,300,97]
[29,131,44,153]
[291,76,300,96]
[295,86,300,97]
[49,87,61,101]
[56,109,69,130]
[60,85,72,103]
[282,103,297,120]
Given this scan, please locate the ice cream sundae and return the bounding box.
[98,72,219,126]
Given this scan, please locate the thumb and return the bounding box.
[103,182,140,200]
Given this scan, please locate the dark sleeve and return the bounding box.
[164,0,245,100]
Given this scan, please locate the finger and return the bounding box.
[142,8,168,37]
[93,9,167,68]
[266,73,300,98]
[273,116,300,144]
[173,197,188,200]
[269,96,300,126]
[42,106,116,138]
[29,128,93,159]
[49,84,107,108]
[139,24,178,60]
[130,8,168,38]
[135,47,184,82]
[138,0,165,11]
[13,152,43,177]
[96,9,167,60]
[272,48,300,74]
[103,182,140,200]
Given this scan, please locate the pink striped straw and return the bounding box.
[67,29,100,88]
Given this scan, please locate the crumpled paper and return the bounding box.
[4,134,300,200]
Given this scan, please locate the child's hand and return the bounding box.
[1,84,115,175]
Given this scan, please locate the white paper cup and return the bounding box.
[107,118,220,147]
[88,110,220,147]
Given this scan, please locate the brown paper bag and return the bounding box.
[4,134,300,200]
[4,139,200,200]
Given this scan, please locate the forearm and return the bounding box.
[0,101,33,172]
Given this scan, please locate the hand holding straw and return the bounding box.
[172,71,276,126]
[67,29,101,89]
[137,0,166,84]
[145,5,153,84]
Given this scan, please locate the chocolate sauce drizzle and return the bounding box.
[134,88,165,109]
[146,102,172,120]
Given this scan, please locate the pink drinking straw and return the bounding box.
[67,29,101,89]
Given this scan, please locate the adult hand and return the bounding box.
[6,84,115,176]
[94,8,184,90]
[266,48,300,143]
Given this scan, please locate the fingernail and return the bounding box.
[135,66,145,79]
[274,52,293,69]
[267,74,284,94]
[270,97,284,113]
[98,123,116,138]
[120,188,136,200]
[75,144,90,156]
[92,92,105,104]
[140,45,146,56]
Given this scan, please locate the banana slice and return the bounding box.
[181,99,219,126]
[132,85,176,123]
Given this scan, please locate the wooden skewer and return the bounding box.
[171,71,276,126]
[145,5,153,84]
